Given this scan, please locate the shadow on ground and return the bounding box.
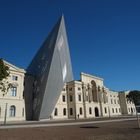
[80,126,99,129]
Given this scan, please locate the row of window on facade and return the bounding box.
[110,99,119,104]
[111,108,121,114]
[0,106,24,117]
[63,87,81,92]
[53,106,123,117]
[2,86,18,97]
[64,85,107,93]
[128,107,135,113]
[61,94,108,103]
[54,107,100,116]
[61,94,82,102]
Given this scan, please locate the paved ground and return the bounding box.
[0,118,140,140]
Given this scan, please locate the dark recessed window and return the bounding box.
[78,94,81,101]
[79,107,82,115]
[69,88,72,91]
[104,107,107,114]
[63,108,66,116]
[54,108,58,116]
[112,108,114,113]
[70,108,73,115]
[116,108,118,113]
[89,107,92,114]
[70,95,73,102]
[78,87,81,91]
[62,95,66,102]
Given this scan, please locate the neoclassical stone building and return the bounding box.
[0,16,136,122]
[0,61,136,122]
[51,72,136,120]
[0,60,25,123]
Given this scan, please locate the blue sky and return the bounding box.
[0,0,140,91]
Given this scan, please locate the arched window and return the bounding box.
[9,105,16,117]
[54,108,58,116]
[89,107,92,114]
[63,108,66,116]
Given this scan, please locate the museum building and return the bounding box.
[0,16,136,122]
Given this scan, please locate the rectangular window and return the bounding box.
[62,95,66,102]
[11,87,17,96]
[104,107,107,114]
[69,88,72,91]
[54,108,58,116]
[119,108,121,113]
[78,95,81,101]
[12,75,18,81]
[111,99,113,104]
[112,108,114,113]
[116,108,118,113]
[89,107,92,114]
[70,108,73,115]
[79,108,82,115]
[70,95,73,102]
[22,108,24,117]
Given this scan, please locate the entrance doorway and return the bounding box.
[95,107,99,117]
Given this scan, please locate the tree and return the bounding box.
[0,58,10,95]
[126,90,140,105]
[126,90,140,128]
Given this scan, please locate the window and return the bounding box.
[69,88,72,91]
[63,108,66,116]
[70,108,73,115]
[12,75,18,81]
[22,108,24,117]
[78,94,81,101]
[114,99,116,104]
[104,107,107,114]
[112,108,114,113]
[86,95,88,101]
[119,108,121,113]
[62,95,66,102]
[70,95,73,102]
[111,99,113,104]
[11,87,17,96]
[78,87,81,91]
[0,107,1,117]
[116,108,118,113]
[79,107,82,115]
[9,105,16,117]
[89,107,92,114]
[54,108,58,116]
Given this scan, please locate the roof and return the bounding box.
[3,60,25,73]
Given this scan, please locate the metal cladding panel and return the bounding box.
[25,19,60,120]
[25,16,73,120]
[39,16,73,119]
